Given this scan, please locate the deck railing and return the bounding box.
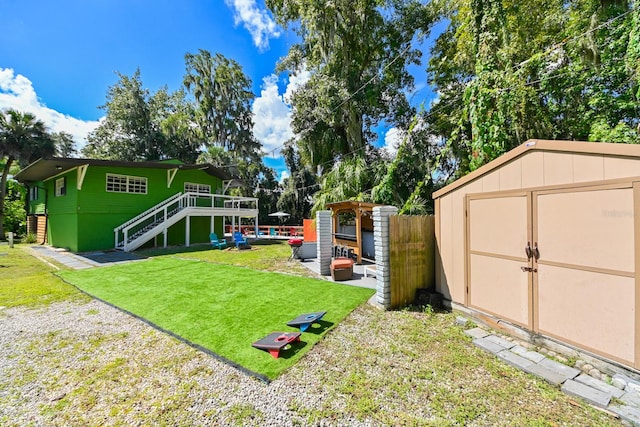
[114,192,258,250]
[226,225,304,238]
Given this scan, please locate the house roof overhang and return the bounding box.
[14,157,233,184]
[432,139,640,199]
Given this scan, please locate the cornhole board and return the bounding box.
[252,332,301,358]
[286,311,327,332]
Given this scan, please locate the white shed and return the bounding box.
[434,139,640,370]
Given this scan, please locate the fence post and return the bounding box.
[373,206,398,309]
[316,210,332,276]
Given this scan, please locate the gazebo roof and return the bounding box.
[325,200,382,214]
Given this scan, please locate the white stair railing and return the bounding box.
[114,192,181,235]
[114,192,258,251]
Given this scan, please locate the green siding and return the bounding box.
[46,172,80,251]
[27,182,47,215]
[189,216,213,244]
[43,165,224,252]
[48,213,78,251]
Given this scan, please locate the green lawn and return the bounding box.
[0,246,88,308]
[57,257,373,380]
[138,239,320,278]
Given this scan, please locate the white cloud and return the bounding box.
[252,71,310,156]
[279,170,289,183]
[224,0,280,50]
[382,127,404,158]
[0,68,100,153]
[284,69,311,103]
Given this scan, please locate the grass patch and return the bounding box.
[57,257,373,379]
[0,245,87,308]
[138,240,319,278]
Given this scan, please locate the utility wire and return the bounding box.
[293,5,635,172]
[228,6,638,193]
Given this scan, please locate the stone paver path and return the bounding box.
[465,325,640,426]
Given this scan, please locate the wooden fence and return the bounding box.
[389,215,436,308]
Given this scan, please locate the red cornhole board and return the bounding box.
[252,332,301,358]
[286,311,327,332]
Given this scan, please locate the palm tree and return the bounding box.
[0,109,55,239]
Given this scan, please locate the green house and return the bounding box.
[15,157,258,253]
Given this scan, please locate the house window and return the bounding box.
[55,177,66,197]
[106,174,147,194]
[184,182,211,194]
[29,187,38,201]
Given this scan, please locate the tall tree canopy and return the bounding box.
[267,0,431,168]
[83,69,200,163]
[276,145,317,223]
[427,0,640,178]
[184,49,261,159]
[52,131,77,157]
[0,109,54,238]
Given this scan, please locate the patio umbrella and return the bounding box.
[268,211,290,227]
[268,211,290,220]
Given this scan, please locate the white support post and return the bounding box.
[254,216,259,238]
[163,229,168,248]
[373,206,398,309]
[185,216,190,247]
[316,210,332,276]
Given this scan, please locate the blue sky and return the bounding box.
[0,0,435,180]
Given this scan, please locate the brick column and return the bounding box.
[316,210,333,276]
[373,206,398,309]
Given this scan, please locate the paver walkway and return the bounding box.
[29,246,146,270]
[465,324,640,425]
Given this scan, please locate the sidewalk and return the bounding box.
[29,246,146,270]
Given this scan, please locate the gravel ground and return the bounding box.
[0,298,622,426]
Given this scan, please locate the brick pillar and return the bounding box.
[316,210,332,276]
[373,206,398,309]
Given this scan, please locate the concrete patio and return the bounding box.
[295,257,378,290]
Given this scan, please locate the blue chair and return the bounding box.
[210,233,227,249]
[233,231,248,249]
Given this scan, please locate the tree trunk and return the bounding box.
[0,156,15,240]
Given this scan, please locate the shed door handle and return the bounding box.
[533,242,540,260]
[525,242,533,259]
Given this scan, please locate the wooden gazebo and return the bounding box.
[326,201,383,264]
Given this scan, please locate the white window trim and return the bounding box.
[184,182,211,194]
[106,173,148,194]
[55,177,66,197]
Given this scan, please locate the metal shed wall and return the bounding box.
[434,139,640,369]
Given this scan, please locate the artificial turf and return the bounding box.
[57,257,374,380]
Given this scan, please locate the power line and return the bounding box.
[231,6,639,194]
[262,42,416,158]
[516,5,638,69]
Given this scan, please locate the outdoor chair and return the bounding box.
[233,231,249,249]
[210,233,227,250]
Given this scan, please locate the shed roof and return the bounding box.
[433,139,640,199]
[14,157,232,183]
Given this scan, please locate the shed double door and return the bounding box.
[466,182,639,367]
